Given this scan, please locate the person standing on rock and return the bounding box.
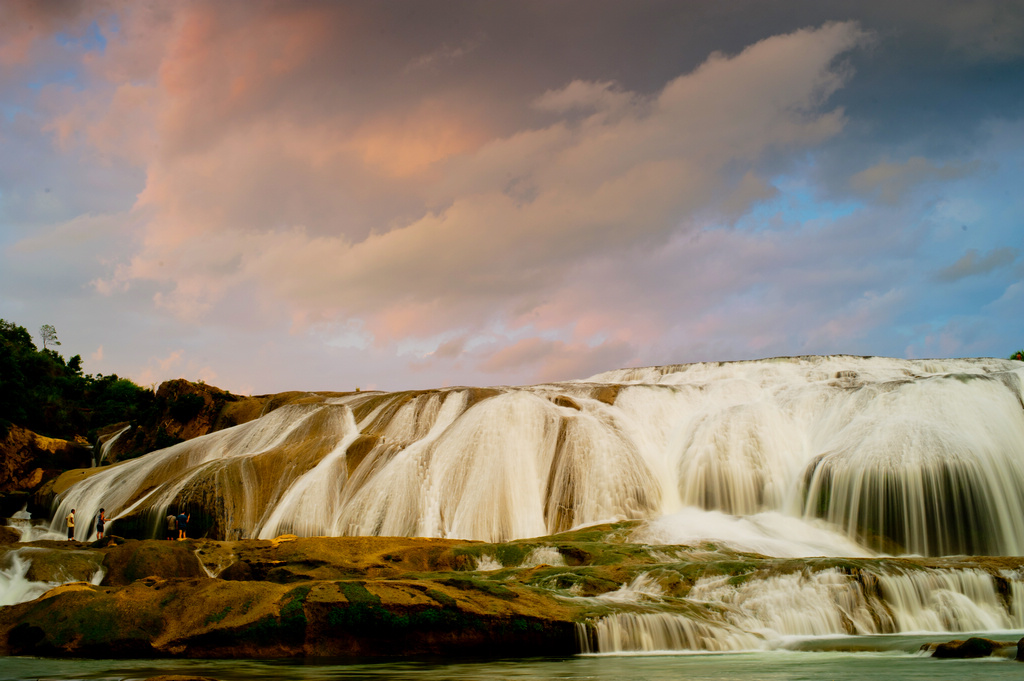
[95,508,106,540]
[166,510,177,540]
[177,511,189,539]
[66,509,75,540]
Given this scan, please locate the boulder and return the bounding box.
[100,539,206,585]
[931,637,1010,659]
[0,424,91,494]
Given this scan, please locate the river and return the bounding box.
[6,634,1024,681]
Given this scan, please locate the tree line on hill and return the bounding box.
[0,318,157,444]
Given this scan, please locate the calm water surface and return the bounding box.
[6,635,1024,681]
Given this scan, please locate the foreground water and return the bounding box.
[5,630,1024,681]
[6,641,1024,681]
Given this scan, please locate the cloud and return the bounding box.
[404,32,486,74]
[0,0,91,67]
[430,335,469,360]
[934,247,1019,283]
[850,157,979,204]
[92,20,869,347]
[479,336,635,383]
[8,3,1020,393]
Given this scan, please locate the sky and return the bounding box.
[0,0,1022,395]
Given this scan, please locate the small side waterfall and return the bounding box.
[0,548,105,607]
[577,565,1024,653]
[50,357,1024,555]
[93,424,131,467]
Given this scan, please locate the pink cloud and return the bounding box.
[479,336,636,383]
[44,10,877,383]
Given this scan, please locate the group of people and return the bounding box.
[64,508,105,541]
[166,510,190,540]
[63,507,190,540]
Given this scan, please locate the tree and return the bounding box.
[1011,350,1024,362]
[39,324,61,350]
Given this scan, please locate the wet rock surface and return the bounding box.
[0,531,600,658]
[925,636,1017,659]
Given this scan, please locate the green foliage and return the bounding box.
[38,324,61,350]
[169,393,205,422]
[0,318,158,440]
[1011,350,1024,362]
[152,426,185,452]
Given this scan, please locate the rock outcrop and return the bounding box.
[0,532,585,658]
[0,424,91,517]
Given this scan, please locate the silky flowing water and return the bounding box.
[49,357,1024,556]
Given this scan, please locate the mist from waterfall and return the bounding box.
[51,356,1024,557]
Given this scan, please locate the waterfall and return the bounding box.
[0,548,105,606]
[94,424,131,467]
[51,357,1024,554]
[578,565,1024,653]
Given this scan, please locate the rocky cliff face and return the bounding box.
[0,425,91,517]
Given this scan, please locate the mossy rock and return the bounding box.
[100,540,206,585]
[9,547,105,583]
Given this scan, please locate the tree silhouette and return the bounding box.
[40,324,61,350]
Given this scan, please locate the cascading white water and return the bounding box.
[50,357,1024,555]
[0,552,48,606]
[582,613,763,653]
[94,424,131,467]
[578,565,1024,653]
[0,548,105,606]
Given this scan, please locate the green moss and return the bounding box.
[440,576,518,600]
[238,584,309,643]
[205,605,232,625]
[494,543,532,567]
[425,589,457,607]
[238,595,255,615]
[281,585,311,625]
[340,581,379,604]
[726,573,752,587]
